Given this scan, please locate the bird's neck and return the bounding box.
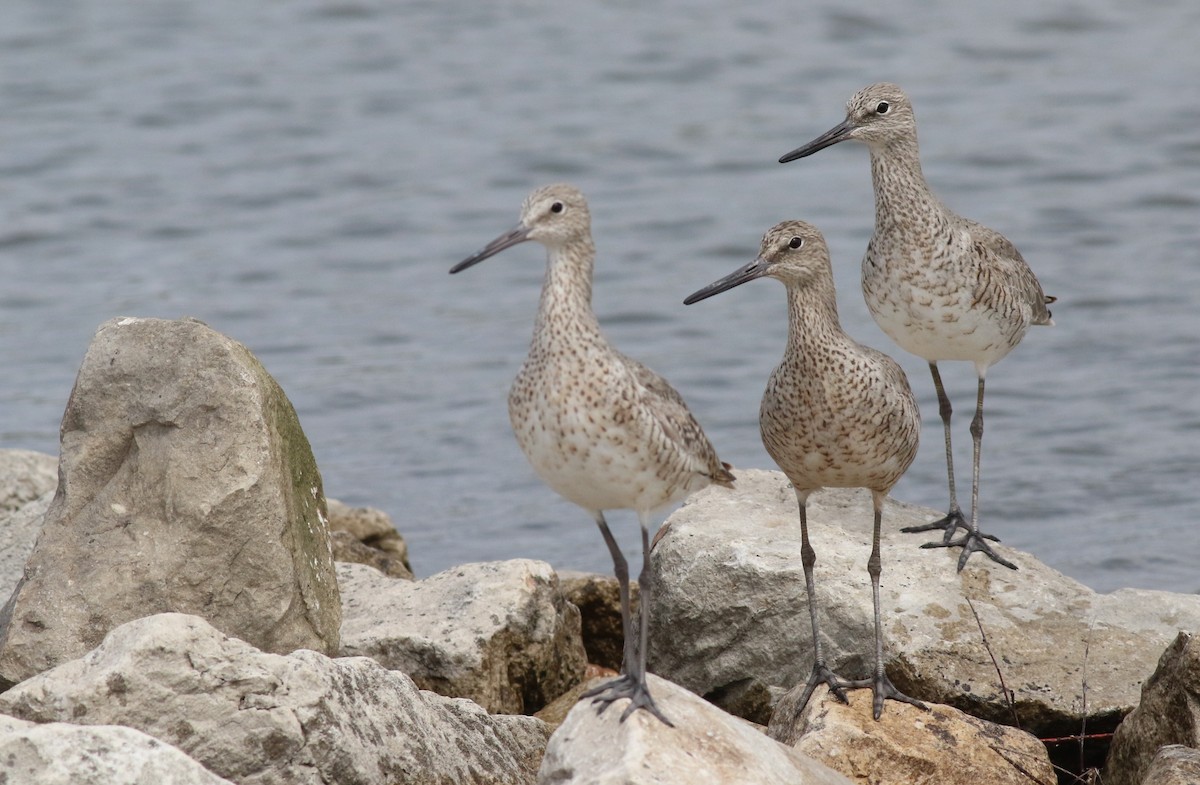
[532,239,602,346]
[867,136,945,231]
[782,280,845,364]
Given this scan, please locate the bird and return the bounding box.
[778,83,1055,572]
[451,183,735,725]
[685,219,923,720]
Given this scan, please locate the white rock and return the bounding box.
[0,449,59,600]
[0,613,551,785]
[0,490,52,602]
[648,469,1200,735]
[0,449,57,514]
[0,714,235,785]
[339,560,586,714]
[537,674,853,785]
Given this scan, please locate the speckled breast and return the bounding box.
[862,261,1026,367]
[507,365,698,515]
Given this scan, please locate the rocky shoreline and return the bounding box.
[0,317,1197,784]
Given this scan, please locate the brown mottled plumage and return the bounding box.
[780,83,1054,571]
[685,220,923,720]
[451,183,733,726]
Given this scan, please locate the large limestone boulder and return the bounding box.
[0,450,58,599]
[0,714,235,785]
[537,674,854,785]
[0,317,341,687]
[1104,632,1200,785]
[338,560,587,714]
[648,469,1200,737]
[769,686,1056,785]
[0,613,551,785]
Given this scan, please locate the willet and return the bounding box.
[779,83,1055,571]
[451,183,735,725]
[685,220,923,720]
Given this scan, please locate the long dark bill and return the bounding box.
[450,225,531,274]
[778,118,854,164]
[683,259,769,305]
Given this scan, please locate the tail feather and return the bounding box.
[710,462,736,488]
[1036,293,1057,326]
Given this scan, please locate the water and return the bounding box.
[1,0,1197,594]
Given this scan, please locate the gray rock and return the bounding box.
[648,469,1200,736]
[339,560,586,714]
[331,530,414,579]
[1138,745,1200,785]
[769,686,1056,785]
[1104,633,1200,785]
[0,714,235,785]
[327,497,413,579]
[0,317,341,687]
[0,449,57,513]
[536,674,854,785]
[0,450,59,600]
[0,490,53,603]
[326,497,408,553]
[0,612,551,785]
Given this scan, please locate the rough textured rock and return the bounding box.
[537,674,854,785]
[648,469,1200,738]
[1104,632,1200,785]
[0,613,551,785]
[330,531,414,579]
[1138,745,1200,785]
[0,449,57,513]
[533,664,618,728]
[558,570,637,672]
[0,450,59,600]
[769,686,1056,785]
[0,490,53,603]
[0,714,235,785]
[327,497,413,579]
[0,317,341,687]
[339,560,586,714]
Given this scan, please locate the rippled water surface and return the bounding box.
[1,0,1197,592]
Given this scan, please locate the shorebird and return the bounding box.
[451,183,734,725]
[685,220,923,720]
[778,83,1054,571]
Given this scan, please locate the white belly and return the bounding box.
[508,378,699,514]
[864,267,1025,368]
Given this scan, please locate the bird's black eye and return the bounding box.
[876,101,890,114]
[550,201,564,213]
[788,236,804,249]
